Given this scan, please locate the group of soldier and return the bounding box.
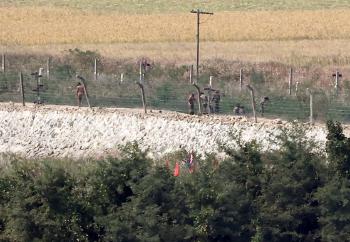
[188,91,269,116]
[75,81,269,116]
[188,90,221,115]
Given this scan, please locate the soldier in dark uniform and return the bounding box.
[211,90,221,113]
[76,82,85,107]
[188,93,196,115]
[260,96,270,117]
[200,92,209,114]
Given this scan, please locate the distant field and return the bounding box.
[2,0,350,13]
[2,7,350,45]
[2,1,350,65]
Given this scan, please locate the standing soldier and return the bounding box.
[260,96,270,117]
[76,82,85,107]
[211,90,221,113]
[188,93,196,115]
[200,92,209,114]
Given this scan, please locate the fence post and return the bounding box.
[335,70,339,96]
[295,81,299,96]
[307,88,314,125]
[1,54,5,74]
[247,84,257,123]
[94,58,98,81]
[289,67,293,95]
[138,83,147,114]
[138,62,147,114]
[208,76,213,114]
[332,70,343,97]
[189,65,193,84]
[239,68,243,92]
[189,65,202,115]
[46,57,50,80]
[19,72,25,106]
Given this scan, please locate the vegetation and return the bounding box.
[0,121,350,241]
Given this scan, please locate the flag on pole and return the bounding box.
[173,162,180,177]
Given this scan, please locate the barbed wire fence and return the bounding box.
[1,53,350,123]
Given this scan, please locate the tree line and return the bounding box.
[1,121,350,241]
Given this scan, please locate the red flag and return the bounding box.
[173,162,180,177]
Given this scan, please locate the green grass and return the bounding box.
[2,0,350,13]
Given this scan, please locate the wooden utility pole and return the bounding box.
[19,72,25,106]
[239,68,243,92]
[190,9,213,85]
[247,84,257,123]
[1,54,5,74]
[138,62,147,114]
[94,58,98,81]
[332,70,342,96]
[288,67,293,95]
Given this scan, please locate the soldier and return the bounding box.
[260,96,270,117]
[211,90,221,113]
[234,103,245,115]
[188,93,196,115]
[200,92,209,114]
[76,82,85,107]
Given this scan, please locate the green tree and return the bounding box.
[104,166,193,242]
[325,120,350,177]
[316,121,350,241]
[86,142,151,240]
[1,160,98,241]
[257,125,324,242]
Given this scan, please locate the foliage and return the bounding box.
[315,120,350,241]
[2,124,350,241]
[66,48,101,73]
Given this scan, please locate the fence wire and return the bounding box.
[1,66,350,123]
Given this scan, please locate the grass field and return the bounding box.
[5,40,350,66]
[2,7,350,45]
[2,0,350,13]
[2,1,350,65]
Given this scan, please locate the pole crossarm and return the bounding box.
[190,10,214,15]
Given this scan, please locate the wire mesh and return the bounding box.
[1,64,350,123]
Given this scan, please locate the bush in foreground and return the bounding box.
[1,122,350,241]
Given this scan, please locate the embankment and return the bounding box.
[0,103,338,160]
